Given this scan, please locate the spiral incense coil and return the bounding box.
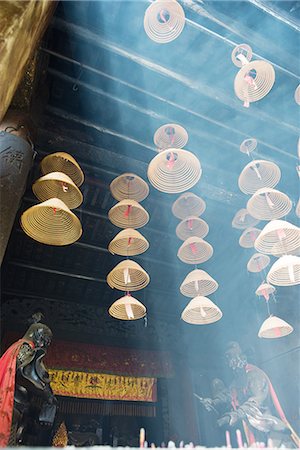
[180,269,218,298]
[296,199,300,218]
[172,192,206,219]
[154,123,188,150]
[20,198,82,246]
[239,227,261,248]
[147,148,201,193]
[247,188,292,221]
[240,138,257,154]
[108,295,146,320]
[177,236,213,265]
[247,253,270,273]
[108,228,149,256]
[255,282,275,301]
[107,260,150,291]
[32,172,83,209]
[176,216,209,241]
[181,296,222,325]
[234,60,275,105]
[295,84,300,105]
[238,160,281,194]
[254,220,300,256]
[258,315,293,339]
[108,199,149,229]
[231,44,253,68]
[40,152,84,187]
[144,0,185,44]
[110,173,149,202]
[267,255,300,286]
[232,208,260,229]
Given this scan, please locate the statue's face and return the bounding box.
[28,324,52,348]
[225,342,247,371]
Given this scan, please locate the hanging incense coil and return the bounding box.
[110,173,149,202]
[296,199,300,218]
[247,253,270,273]
[176,216,209,241]
[234,60,275,105]
[238,160,281,194]
[108,295,146,320]
[180,269,218,297]
[108,199,149,229]
[254,220,300,256]
[231,44,253,68]
[267,255,300,286]
[40,152,84,187]
[154,124,188,150]
[32,172,83,209]
[172,192,206,219]
[181,296,222,325]
[295,84,300,105]
[144,0,185,44]
[240,138,257,155]
[232,208,259,229]
[20,198,82,246]
[147,148,201,194]
[108,228,149,256]
[247,188,292,220]
[177,237,213,264]
[239,227,261,248]
[255,282,275,301]
[107,260,150,291]
[258,316,293,339]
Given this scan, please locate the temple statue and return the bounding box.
[0,313,57,446]
[197,341,299,447]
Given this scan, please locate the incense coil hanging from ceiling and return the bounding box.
[255,282,275,300]
[247,253,270,273]
[258,316,293,339]
[180,269,218,298]
[147,148,202,193]
[107,259,150,291]
[154,124,188,150]
[108,199,149,229]
[232,208,259,229]
[247,188,292,220]
[20,198,82,246]
[176,216,209,241]
[172,192,206,219]
[267,255,300,286]
[108,228,149,256]
[110,173,149,202]
[240,138,257,155]
[295,84,300,105]
[254,220,300,256]
[108,295,146,321]
[239,227,261,248]
[144,0,185,44]
[296,199,300,218]
[181,296,222,325]
[238,160,281,194]
[177,236,213,264]
[40,152,84,187]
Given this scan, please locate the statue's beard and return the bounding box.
[228,355,247,371]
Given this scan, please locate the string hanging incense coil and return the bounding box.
[177,236,213,264]
[144,0,185,44]
[255,282,275,301]
[108,199,149,229]
[267,255,300,286]
[108,294,146,320]
[239,227,261,248]
[172,192,206,219]
[40,152,84,187]
[108,228,149,256]
[232,208,259,229]
[107,260,150,291]
[258,315,293,339]
[247,188,292,220]
[231,43,253,68]
[254,220,300,256]
[176,216,209,241]
[154,124,188,150]
[20,198,82,246]
[180,269,218,297]
[247,253,270,273]
[238,160,281,194]
[295,84,300,105]
[147,148,201,193]
[110,173,149,202]
[32,172,83,209]
[181,296,222,325]
[240,138,257,155]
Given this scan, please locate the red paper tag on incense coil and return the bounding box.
[124,205,132,217]
[127,237,133,246]
[188,218,193,231]
[274,327,282,337]
[166,152,175,170]
[250,231,256,242]
[277,228,286,240]
[262,289,269,301]
[53,208,57,215]
[189,242,198,254]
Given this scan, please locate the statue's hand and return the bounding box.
[201,398,215,412]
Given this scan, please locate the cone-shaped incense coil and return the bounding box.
[238,160,281,194]
[240,138,257,154]
[247,188,292,221]
[295,85,300,105]
[144,0,185,44]
[147,149,201,194]
[20,198,82,246]
[110,173,149,202]
[108,228,149,256]
[176,216,209,241]
[255,282,275,300]
[247,253,270,273]
[234,60,275,104]
[232,208,259,229]
[41,152,84,187]
[172,192,206,219]
[239,227,261,248]
[296,199,300,218]
[180,269,218,297]
[154,124,188,150]
[108,199,149,229]
[254,220,300,256]
[107,260,150,291]
[177,237,213,265]
[181,296,222,325]
[267,255,300,286]
[32,172,83,209]
[108,295,146,320]
[258,315,293,339]
[231,44,253,68]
